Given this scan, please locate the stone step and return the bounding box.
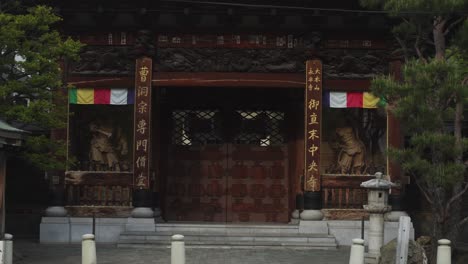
[117,229,337,249]
[154,223,301,235]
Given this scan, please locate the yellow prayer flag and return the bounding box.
[363,92,379,108]
[77,88,94,104]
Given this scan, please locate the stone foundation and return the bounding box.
[40,218,413,245]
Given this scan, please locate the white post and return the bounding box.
[171,234,185,264]
[436,239,451,264]
[349,238,365,264]
[0,240,5,264]
[395,216,411,264]
[4,234,12,264]
[82,234,97,264]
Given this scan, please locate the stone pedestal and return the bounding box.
[44,206,68,217]
[300,210,323,220]
[40,217,70,243]
[128,188,156,231]
[131,207,154,218]
[300,191,323,221]
[45,187,68,217]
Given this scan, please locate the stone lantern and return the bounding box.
[360,172,396,263]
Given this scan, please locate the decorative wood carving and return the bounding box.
[65,171,133,186]
[70,46,388,78]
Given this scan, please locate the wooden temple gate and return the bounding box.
[63,31,402,221]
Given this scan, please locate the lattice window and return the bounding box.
[233,110,285,146]
[172,110,222,146]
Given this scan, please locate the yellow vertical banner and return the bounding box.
[304,60,322,192]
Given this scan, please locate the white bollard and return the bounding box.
[82,234,97,264]
[171,234,185,264]
[436,239,451,264]
[349,238,365,264]
[4,233,13,264]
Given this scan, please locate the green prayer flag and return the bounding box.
[377,97,387,107]
[69,88,77,104]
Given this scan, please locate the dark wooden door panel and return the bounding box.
[162,98,290,223]
[165,145,227,222]
[227,145,289,223]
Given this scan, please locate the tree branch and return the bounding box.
[445,182,468,217]
[413,175,434,204]
[459,216,468,228]
[414,35,427,63]
[444,17,464,36]
[395,36,409,62]
[463,76,468,86]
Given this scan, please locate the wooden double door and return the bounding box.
[163,103,290,223]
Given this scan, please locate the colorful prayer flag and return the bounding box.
[325,91,382,108]
[68,88,134,105]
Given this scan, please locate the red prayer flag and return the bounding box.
[347,92,363,108]
[94,88,110,104]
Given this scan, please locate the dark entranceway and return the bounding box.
[160,88,293,223]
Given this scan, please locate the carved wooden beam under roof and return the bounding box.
[50,0,391,32]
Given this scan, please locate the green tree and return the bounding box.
[360,0,468,260]
[0,5,82,170]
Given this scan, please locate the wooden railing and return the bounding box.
[65,171,133,207]
[322,175,373,209]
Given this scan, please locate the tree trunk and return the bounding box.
[431,207,444,263]
[447,185,463,248]
[433,16,446,61]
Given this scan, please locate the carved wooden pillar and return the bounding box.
[300,59,323,221]
[387,60,403,188]
[45,86,68,217]
[132,57,154,218]
[386,59,408,221]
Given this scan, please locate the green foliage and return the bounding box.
[360,0,467,14]
[0,5,83,170]
[372,59,467,188]
[22,136,76,171]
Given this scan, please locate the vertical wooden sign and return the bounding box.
[133,57,152,189]
[304,60,322,192]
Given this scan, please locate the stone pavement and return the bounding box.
[14,240,350,264]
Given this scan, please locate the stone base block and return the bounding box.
[131,207,154,218]
[325,220,414,246]
[40,217,70,243]
[40,217,129,243]
[44,206,68,217]
[125,217,155,232]
[300,209,323,220]
[94,218,127,243]
[70,217,93,243]
[299,220,328,234]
